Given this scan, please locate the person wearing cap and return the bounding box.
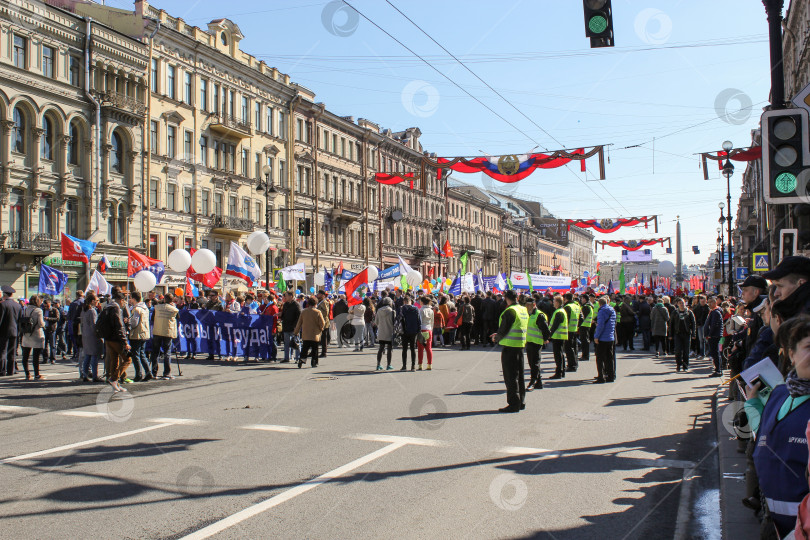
[490,289,529,412]
[703,297,724,377]
[0,285,21,376]
[763,255,810,317]
[524,297,550,391]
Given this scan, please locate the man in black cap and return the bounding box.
[0,285,21,376]
[738,275,768,356]
[763,256,810,316]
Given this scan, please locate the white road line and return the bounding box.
[147,417,204,426]
[241,424,309,434]
[0,405,47,415]
[1,423,172,464]
[351,433,449,447]
[57,411,107,418]
[496,446,561,459]
[180,441,409,540]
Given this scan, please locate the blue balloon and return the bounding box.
[583,271,590,277]
[296,289,302,294]
[431,279,437,286]
[580,278,587,286]
[309,286,315,293]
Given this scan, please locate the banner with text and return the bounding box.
[176,310,276,356]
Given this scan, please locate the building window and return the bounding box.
[39,195,53,236]
[69,56,81,86]
[42,45,54,78]
[333,134,338,153]
[167,183,176,211]
[108,210,115,243]
[184,130,193,159]
[65,199,78,236]
[212,84,219,114]
[266,107,273,135]
[149,179,158,208]
[278,160,286,187]
[150,120,158,154]
[199,79,208,111]
[228,90,235,116]
[183,186,192,213]
[13,35,26,69]
[184,71,192,104]
[167,236,176,259]
[110,131,123,173]
[241,96,249,121]
[255,202,262,226]
[167,125,176,158]
[229,195,237,216]
[242,198,251,220]
[12,107,25,154]
[296,166,303,192]
[117,203,126,244]
[213,141,221,169]
[255,153,262,180]
[214,192,223,215]
[215,241,223,269]
[341,138,346,157]
[199,136,208,166]
[201,239,209,250]
[268,204,274,228]
[241,148,249,176]
[184,237,193,250]
[295,118,303,141]
[228,144,236,172]
[166,65,176,99]
[149,234,158,258]
[41,117,53,160]
[255,102,261,131]
[150,58,158,92]
[278,111,286,139]
[201,189,210,215]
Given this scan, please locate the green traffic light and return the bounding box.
[588,15,608,34]
[775,172,798,194]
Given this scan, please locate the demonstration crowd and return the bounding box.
[3,254,810,538]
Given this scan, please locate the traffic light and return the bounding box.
[762,108,810,204]
[298,217,311,237]
[583,0,614,48]
[780,228,798,261]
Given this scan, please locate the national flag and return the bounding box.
[428,267,434,278]
[459,251,469,274]
[85,269,111,296]
[344,268,369,306]
[61,233,96,263]
[38,264,68,295]
[336,261,344,278]
[449,271,461,295]
[442,240,453,258]
[397,255,413,277]
[607,280,614,294]
[495,272,507,292]
[127,249,165,283]
[226,241,261,287]
[619,263,626,294]
[97,255,111,274]
[432,241,442,257]
[186,248,222,288]
[184,277,199,298]
[324,267,333,292]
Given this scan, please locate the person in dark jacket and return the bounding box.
[693,295,709,357]
[399,296,420,370]
[0,285,21,376]
[66,290,84,363]
[637,297,652,350]
[671,298,696,372]
[619,297,636,351]
[280,291,302,363]
[104,290,131,392]
[481,293,497,346]
[42,299,60,364]
[471,292,484,345]
[332,295,349,348]
[524,297,550,390]
[703,297,724,376]
[547,295,569,380]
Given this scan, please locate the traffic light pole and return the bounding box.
[763,0,786,109]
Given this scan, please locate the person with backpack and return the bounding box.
[457,297,475,351]
[19,295,46,380]
[100,290,131,391]
[400,295,420,371]
[150,293,180,379]
[417,296,435,370]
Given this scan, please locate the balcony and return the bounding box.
[331,200,363,223]
[211,215,255,234]
[208,113,252,139]
[2,231,57,253]
[483,248,499,259]
[94,91,147,119]
[414,246,430,259]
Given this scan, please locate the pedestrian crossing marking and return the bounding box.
[242,424,309,433]
[58,411,107,418]
[146,417,204,425]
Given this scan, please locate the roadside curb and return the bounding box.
[714,386,759,539]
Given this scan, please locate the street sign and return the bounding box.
[793,80,810,115]
[736,267,749,281]
[752,252,770,272]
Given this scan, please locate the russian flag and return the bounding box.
[432,241,442,257]
[97,254,111,274]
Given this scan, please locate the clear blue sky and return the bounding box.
[120,0,775,267]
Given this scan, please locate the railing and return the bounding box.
[414,246,430,258]
[483,249,499,259]
[4,231,56,251]
[334,200,363,213]
[212,215,254,232]
[96,91,147,116]
[211,113,252,133]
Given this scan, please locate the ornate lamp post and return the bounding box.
[721,140,735,293]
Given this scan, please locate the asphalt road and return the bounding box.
[0,339,721,540]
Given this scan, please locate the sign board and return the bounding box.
[535,218,569,246]
[793,80,810,115]
[621,249,652,262]
[752,252,770,272]
[736,267,749,281]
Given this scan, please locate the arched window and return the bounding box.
[111,131,123,173]
[117,203,126,244]
[68,122,80,165]
[12,107,24,153]
[41,116,53,160]
[107,205,116,243]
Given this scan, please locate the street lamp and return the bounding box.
[716,220,725,285]
[721,140,735,294]
[551,253,558,276]
[506,242,515,276]
[256,164,277,288]
[432,220,444,278]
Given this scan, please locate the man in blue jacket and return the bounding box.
[594,297,616,383]
[703,297,723,377]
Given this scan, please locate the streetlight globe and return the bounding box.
[718,201,725,209]
[717,227,721,234]
[722,140,733,152]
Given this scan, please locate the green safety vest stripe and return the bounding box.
[527,311,545,344]
[567,303,581,332]
[551,309,568,340]
[581,304,594,327]
[499,304,528,348]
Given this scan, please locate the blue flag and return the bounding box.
[38,263,68,295]
[324,267,333,292]
[340,269,357,281]
[449,271,461,295]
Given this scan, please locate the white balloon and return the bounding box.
[133,270,157,292]
[366,265,379,282]
[247,231,271,255]
[313,272,325,286]
[191,248,217,274]
[406,269,423,287]
[167,249,191,272]
[658,260,676,278]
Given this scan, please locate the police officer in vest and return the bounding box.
[563,293,581,373]
[525,297,550,391]
[490,289,529,413]
[548,295,569,379]
[579,294,595,362]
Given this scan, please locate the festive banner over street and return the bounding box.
[176,310,276,357]
[374,172,415,189]
[700,146,762,180]
[567,215,658,234]
[434,148,593,183]
[595,238,671,251]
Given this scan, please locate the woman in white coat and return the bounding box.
[20,295,46,380]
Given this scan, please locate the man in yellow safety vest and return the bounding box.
[525,296,550,391]
[548,295,569,380]
[490,289,529,412]
[563,292,581,373]
[579,294,595,362]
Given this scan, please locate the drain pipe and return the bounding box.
[84,18,101,237]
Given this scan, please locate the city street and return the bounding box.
[0,343,721,539]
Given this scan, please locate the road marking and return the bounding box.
[0,405,47,415]
[181,440,411,540]
[147,417,204,426]
[351,433,449,447]
[1,423,172,464]
[242,424,309,433]
[496,447,696,469]
[58,411,107,418]
[496,446,561,459]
